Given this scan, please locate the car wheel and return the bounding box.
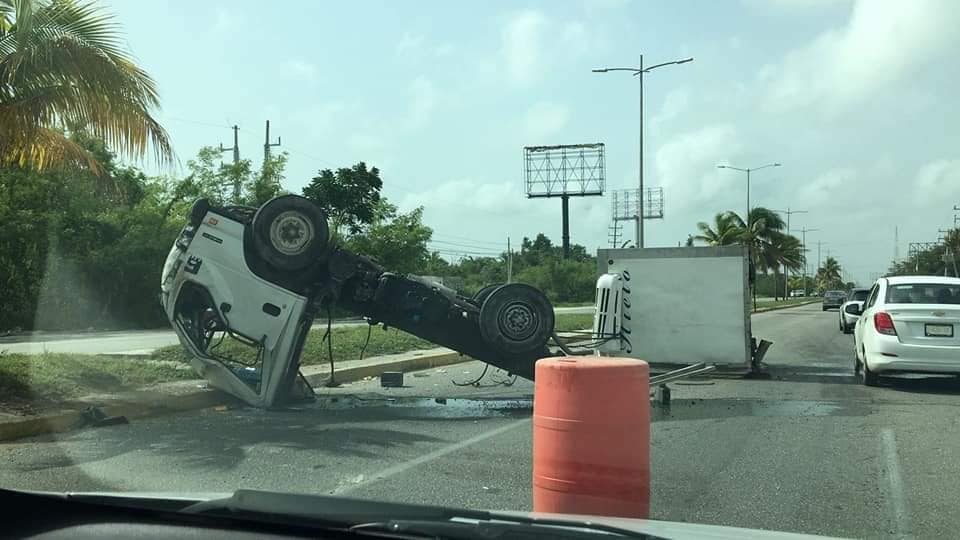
[843,322,853,335]
[853,347,861,375]
[251,195,329,271]
[479,283,554,356]
[861,348,880,386]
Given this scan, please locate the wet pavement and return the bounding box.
[3,303,960,539]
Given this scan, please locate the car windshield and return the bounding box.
[886,283,960,305]
[3,2,960,539]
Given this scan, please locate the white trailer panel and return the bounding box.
[596,246,752,367]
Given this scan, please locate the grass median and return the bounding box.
[0,353,196,415]
[1,313,596,414]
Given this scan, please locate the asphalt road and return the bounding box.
[0,306,593,356]
[4,302,960,538]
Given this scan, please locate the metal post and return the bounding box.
[264,120,281,162]
[507,237,513,283]
[746,168,751,227]
[561,195,570,259]
[638,54,645,249]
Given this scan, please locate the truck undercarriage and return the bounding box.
[160,196,555,408]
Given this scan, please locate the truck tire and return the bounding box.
[472,283,502,306]
[251,195,329,272]
[479,284,554,356]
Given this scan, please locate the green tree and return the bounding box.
[302,162,383,235]
[694,212,741,246]
[346,203,433,274]
[183,146,287,206]
[0,0,173,171]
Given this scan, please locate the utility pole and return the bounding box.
[219,125,240,203]
[894,226,899,263]
[263,120,281,162]
[774,207,807,299]
[954,205,960,228]
[506,237,513,283]
[798,227,819,294]
[219,124,239,164]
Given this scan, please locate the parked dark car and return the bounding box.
[822,290,847,311]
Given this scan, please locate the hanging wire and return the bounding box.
[452,363,490,386]
[359,324,373,360]
[323,304,338,387]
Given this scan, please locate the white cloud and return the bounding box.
[501,10,548,84]
[650,88,691,133]
[396,32,425,58]
[796,168,858,207]
[406,76,439,130]
[435,43,455,57]
[212,6,241,33]
[285,59,318,80]
[522,102,570,141]
[653,124,744,213]
[743,0,847,11]
[914,160,960,206]
[760,0,958,114]
[400,180,527,215]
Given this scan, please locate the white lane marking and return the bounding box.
[880,428,913,539]
[333,418,530,495]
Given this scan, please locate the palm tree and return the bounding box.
[817,256,843,290]
[767,231,804,300]
[727,207,788,300]
[694,212,741,246]
[0,0,173,171]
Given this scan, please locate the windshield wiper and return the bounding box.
[182,490,663,539]
[350,518,665,539]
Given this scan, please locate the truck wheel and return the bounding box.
[473,283,502,306]
[251,195,329,271]
[480,284,554,356]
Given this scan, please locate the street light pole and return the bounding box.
[717,162,781,226]
[773,207,808,299]
[638,54,644,249]
[593,55,693,248]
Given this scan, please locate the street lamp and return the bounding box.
[717,162,781,226]
[773,208,808,300]
[593,55,693,248]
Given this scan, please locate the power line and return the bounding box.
[167,116,233,129]
[428,238,506,251]
[430,233,512,248]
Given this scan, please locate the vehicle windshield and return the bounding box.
[886,283,960,305]
[850,290,869,302]
[3,1,960,539]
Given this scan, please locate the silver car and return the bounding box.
[839,288,870,334]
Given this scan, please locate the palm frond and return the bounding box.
[0,0,174,171]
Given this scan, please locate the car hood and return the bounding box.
[30,491,847,540]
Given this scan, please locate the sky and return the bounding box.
[105,0,960,286]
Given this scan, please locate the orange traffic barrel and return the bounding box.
[533,356,650,518]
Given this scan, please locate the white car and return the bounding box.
[838,287,870,334]
[852,276,960,386]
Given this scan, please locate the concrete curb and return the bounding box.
[752,300,820,314]
[0,349,471,443]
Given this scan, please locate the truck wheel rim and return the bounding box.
[270,211,314,255]
[499,301,537,341]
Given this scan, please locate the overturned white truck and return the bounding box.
[592,246,771,372]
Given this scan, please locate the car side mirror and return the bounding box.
[845,304,862,316]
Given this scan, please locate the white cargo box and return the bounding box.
[595,246,752,367]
